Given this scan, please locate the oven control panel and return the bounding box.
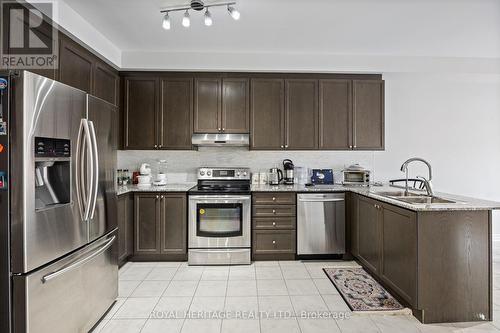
[198,167,250,180]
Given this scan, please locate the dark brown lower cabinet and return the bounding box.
[134,193,187,260]
[252,192,296,260]
[380,203,417,306]
[357,195,381,274]
[117,193,134,265]
[350,194,491,323]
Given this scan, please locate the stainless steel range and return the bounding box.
[188,167,251,265]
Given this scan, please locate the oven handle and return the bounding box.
[189,195,251,201]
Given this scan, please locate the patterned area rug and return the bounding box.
[323,267,404,311]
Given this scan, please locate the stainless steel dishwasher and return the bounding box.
[297,193,345,255]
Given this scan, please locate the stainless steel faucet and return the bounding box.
[400,157,434,196]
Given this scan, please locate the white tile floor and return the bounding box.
[93,243,500,333]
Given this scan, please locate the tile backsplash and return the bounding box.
[118,148,377,183]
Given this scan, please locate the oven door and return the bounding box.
[189,195,251,248]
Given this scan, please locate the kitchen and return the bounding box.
[0,0,500,333]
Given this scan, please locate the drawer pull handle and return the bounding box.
[272,240,276,244]
[272,197,276,201]
[272,209,276,214]
[272,222,276,226]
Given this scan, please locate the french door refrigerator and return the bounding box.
[0,71,118,333]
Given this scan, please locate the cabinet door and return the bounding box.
[160,194,187,256]
[117,195,128,262]
[58,36,93,93]
[194,78,221,133]
[319,80,352,149]
[353,80,384,150]
[285,79,318,149]
[93,61,119,106]
[134,194,161,255]
[123,77,158,149]
[160,78,193,149]
[250,79,285,150]
[357,196,381,273]
[380,204,417,306]
[348,193,359,257]
[222,78,249,133]
[125,193,134,257]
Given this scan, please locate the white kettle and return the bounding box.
[139,163,151,175]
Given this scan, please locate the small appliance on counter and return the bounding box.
[294,167,311,185]
[283,159,295,185]
[138,163,152,186]
[268,167,283,185]
[311,169,334,185]
[153,160,168,186]
[342,164,371,186]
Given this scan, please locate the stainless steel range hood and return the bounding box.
[192,133,249,147]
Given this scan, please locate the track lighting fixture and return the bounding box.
[160,0,240,30]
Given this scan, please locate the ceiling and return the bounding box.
[61,0,500,59]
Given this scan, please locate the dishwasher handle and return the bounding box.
[298,198,345,202]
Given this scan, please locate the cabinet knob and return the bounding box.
[272,222,276,226]
[218,128,221,131]
[272,209,276,214]
[349,145,353,149]
[353,145,357,149]
[272,197,276,201]
[272,240,276,245]
[160,195,164,199]
[222,128,225,131]
[280,145,284,149]
[156,195,159,199]
[154,144,158,148]
[285,145,288,148]
[159,144,162,148]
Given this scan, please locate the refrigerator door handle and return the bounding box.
[75,119,85,221]
[81,119,94,222]
[88,120,99,220]
[41,235,116,283]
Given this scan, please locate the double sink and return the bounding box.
[373,190,456,205]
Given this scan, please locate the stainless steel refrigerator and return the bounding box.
[0,71,118,333]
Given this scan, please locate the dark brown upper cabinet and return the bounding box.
[58,36,94,93]
[123,77,158,149]
[353,80,385,150]
[194,78,221,133]
[93,61,119,106]
[250,79,285,150]
[222,78,250,133]
[194,77,249,134]
[285,79,318,150]
[160,78,193,149]
[319,80,352,149]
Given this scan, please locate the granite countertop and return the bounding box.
[117,182,500,212]
[117,183,196,195]
[251,184,500,212]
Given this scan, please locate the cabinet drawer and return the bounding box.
[253,217,296,230]
[253,205,296,217]
[252,192,296,205]
[253,230,296,254]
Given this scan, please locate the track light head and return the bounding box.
[182,10,191,27]
[227,5,240,20]
[162,12,171,30]
[204,9,213,26]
